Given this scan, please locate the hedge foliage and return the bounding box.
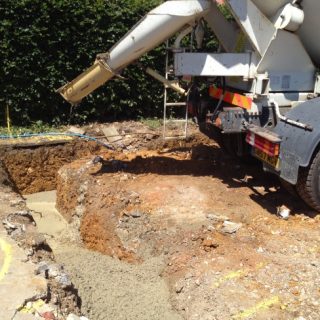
[1,0,165,125]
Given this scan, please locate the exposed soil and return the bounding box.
[0,140,102,194]
[2,121,320,320]
[54,124,320,320]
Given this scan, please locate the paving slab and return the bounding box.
[102,126,122,142]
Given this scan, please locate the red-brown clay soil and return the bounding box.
[0,140,102,194]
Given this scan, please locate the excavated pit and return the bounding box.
[2,122,320,320]
[0,140,103,194]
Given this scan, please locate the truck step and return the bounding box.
[165,102,187,107]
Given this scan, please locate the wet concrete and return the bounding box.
[55,247,182,320]
[25,191,67,238]
[25,191,182,320]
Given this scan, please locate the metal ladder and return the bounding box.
[162,41,188,140]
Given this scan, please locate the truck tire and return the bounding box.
[296,149,320,211]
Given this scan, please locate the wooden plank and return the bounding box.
[0,135,74,147]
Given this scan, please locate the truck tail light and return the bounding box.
[246,131,280,157]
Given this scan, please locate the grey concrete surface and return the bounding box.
[0,224,47,319]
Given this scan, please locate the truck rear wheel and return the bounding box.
[296,149,320,211]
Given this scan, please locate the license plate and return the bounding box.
[253,148,280,169]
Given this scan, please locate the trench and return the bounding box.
[0,135,229,319]
[0,137,205,319]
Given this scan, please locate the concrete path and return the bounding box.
[0,189,47,320]
[0,228,47,319]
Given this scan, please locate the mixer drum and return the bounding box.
[251,0,320,66]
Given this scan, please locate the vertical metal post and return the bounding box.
[163,40,169,140]
[6,105,12,136]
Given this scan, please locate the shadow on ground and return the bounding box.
[95,143,315,217]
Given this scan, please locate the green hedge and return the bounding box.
[0,0,164,126]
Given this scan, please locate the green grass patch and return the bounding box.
[0,121,64,136]
[139,117,163,129]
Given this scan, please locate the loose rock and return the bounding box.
[277,205,291,220]
[206,213,230,222]
[220,221,242,234]
[202,236,219,251]
[130,211,143,218]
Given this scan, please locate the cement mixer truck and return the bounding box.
[58,0,320,211]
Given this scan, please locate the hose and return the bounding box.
[0,132,114,150]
